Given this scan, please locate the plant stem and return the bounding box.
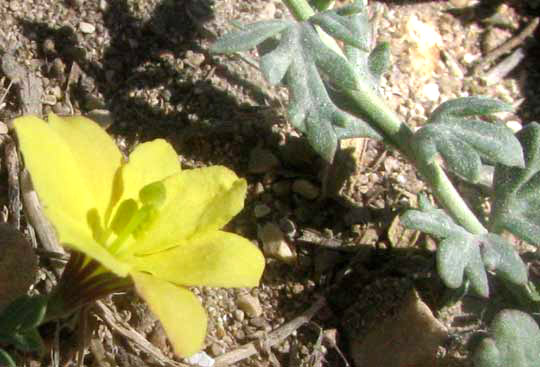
[282,0,315,20]
[281,0,487,235]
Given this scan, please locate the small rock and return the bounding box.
[292,179,320,200]
[236,293,263,318]
[185,351,214,367]
[234,329,246,340]
[506,120,522,133]
[42,38,56,55]
[420,83,440,102]
[87,109,113,129]
[279,217,296,238]
[41,94,57,106]
[258,222,296,263]
[99,0,108,11]
[271,181,290,196]
[50,58,66,80]
[248,147,280,174]
[209,343,225,357]
[79,22,96,34]
[234,309,245,322]
[254,203,271,218]
[0,122,8,135]
[249,316,267,328]
[9,1,20,11]
[449,0,470,8]
[185,50,206,67]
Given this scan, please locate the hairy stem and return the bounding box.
[282,0,486,234]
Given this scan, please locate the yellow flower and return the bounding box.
[14,114,265,357]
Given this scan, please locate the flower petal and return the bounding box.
[128,166,247,255]
[14,114,122,236]
[131,271,207,357]
[132,231,265,287]
[55,211,132,277]
[120,139,181,203]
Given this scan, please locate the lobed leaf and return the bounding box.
[212,2,384,162]
[429,96,513,124]
[368,42,391,80]
[402,207,527,297]
[413,98,524,182]
[400,208,467,239]
[490,122,540,246]
[474,310,540,367]
[209,20,292,54]
[478,234,528,286]
[311,11,368,51]
[437,235,489,297]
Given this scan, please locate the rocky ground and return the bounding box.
[0,0,539,366]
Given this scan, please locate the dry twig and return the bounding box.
[94,300,189,367]
[20,170,64,255]
[3,136,20,229]
[214,296,327,367]
[473,17,539,74]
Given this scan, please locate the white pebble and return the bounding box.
[79,22,95,34]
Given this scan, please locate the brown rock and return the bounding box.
[350,289,448,367]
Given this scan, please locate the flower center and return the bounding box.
[107,181,166,254]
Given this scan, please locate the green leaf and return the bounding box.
[265,22,380,161]
[490,122,540,246]
[212,2,383,162]
[437,235,489,297]
[0,349,15,367]
[310,10,369,51]
[10,328,44,353]
[479,234,528,286]
[401,207,527,297]
[0,295,47,334]
[368,42,391,79]
[400,208,468,239]
[413,98,524,182]
[429,96,513,124]
[209,20,292,54]
[474,310,540,367]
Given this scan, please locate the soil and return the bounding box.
[0,0,539,366]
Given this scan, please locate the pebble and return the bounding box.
[79,22,96,34]
[0,122,8,135]
[50,58,66,80]
[292,179,320,200]
[420,83,440,102]
[209,343,225,357]
[254,203,271,218]
[505,120,522,133]
[249,316,267,328]
[185,50,206,67]
[234,329,246,340]
[236,293,263,318]
[248,147,280,174]
[185,352,214,367]
[258,222,296,263]
[449,0,471,8]
[41,94,57,105]
[234,309,245,322]
[271,181,291,196]
[279,217,296,238]
[87,109,114,129]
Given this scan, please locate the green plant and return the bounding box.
[211,0,540,364]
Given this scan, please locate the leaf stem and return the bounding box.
[282,0,487,235]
